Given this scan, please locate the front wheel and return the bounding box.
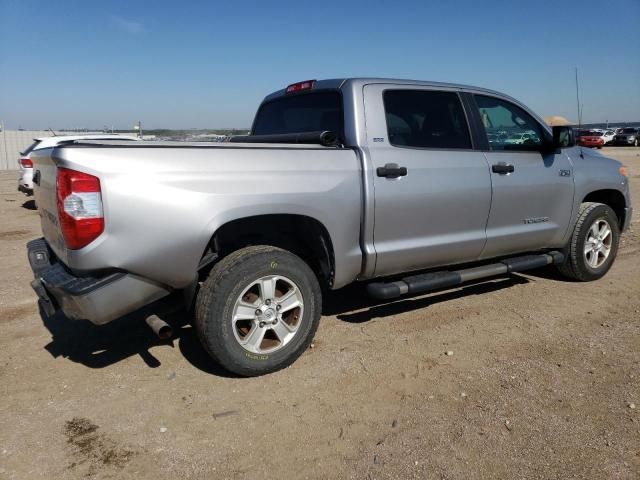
[557,202,620,281]
[195,245,322,376]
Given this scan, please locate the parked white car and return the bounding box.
[18,134,140,194]
[503,132,539,145]
[601,130,616,145]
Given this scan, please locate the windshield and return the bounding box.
[621,128,637,134]
[20,140,41,156]
[252,91,344,139]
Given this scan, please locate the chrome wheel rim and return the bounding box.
[584,219,612,269]
[232,275,304,354]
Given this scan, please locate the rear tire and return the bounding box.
[557,202,620,281]
[195,245,321,376]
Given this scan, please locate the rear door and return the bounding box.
[363,84,492,277]
[471,94,575,258]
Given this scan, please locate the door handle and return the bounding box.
[492,163,515,174]
[377,163,408,178]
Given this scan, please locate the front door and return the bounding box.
[363,84,493,277]
[472,94,575,258]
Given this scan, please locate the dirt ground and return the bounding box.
[1,147,639,480]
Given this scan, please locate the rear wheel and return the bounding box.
[195,245,321,376]
[557,202,620,281]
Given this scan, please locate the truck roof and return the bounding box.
[262,77,515,103]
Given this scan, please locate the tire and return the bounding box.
[557,202,620,281]
[195,245,322,376]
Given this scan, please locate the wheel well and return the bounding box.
[201,215,335,287]
[583,189,626,227]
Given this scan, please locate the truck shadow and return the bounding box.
[39,271,538,377]
[324,274,531,323]
[39,303,237,378]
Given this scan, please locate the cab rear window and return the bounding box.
[252,92,343,139]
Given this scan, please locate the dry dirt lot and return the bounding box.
[1,147,639,480]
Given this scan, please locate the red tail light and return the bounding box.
[20,158,33,168]
[56,168,104,249]
[285,80,315,93]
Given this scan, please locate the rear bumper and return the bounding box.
[18,169,33,193]
[27,238,171,325]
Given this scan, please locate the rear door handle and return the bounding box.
[377,163,408,178]
[492,163,515,174]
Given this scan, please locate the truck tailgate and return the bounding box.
[31,148,67,258]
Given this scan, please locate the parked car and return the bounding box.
[613,128,639,146]
[503,132,539,145]
[18,134,140,195]
[27,78,632,376]
[601,130,616,145]
[577,130,605,149]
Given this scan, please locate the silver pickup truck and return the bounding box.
[28,78,632,376]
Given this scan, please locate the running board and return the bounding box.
[366,251,565,300]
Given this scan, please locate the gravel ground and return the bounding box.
[0,147,639,479]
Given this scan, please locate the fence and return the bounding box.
[0,130,57,170]
[0,130,111,170]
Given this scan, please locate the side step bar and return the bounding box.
[367,251,564,300]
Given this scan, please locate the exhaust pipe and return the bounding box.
[145,314,173,340]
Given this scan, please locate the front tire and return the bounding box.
[195,245,322,376]
[557,202,620,281]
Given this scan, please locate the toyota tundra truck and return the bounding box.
[27,78,632,376]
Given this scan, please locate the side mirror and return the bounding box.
[552,126,576,148]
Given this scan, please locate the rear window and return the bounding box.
[383,90,472,149]
[252,91,343,138]
[20,140,41,156]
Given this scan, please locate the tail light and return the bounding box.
[20,158,33,168]
[56,168,104,249]
[285,80,315,93]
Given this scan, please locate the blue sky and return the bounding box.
[1,0,639,129]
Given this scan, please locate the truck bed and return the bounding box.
[31,141,363,290]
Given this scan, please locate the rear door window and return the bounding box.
[382,90,472,149]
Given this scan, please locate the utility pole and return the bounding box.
[575,67,582,127]
[1,120,8,169]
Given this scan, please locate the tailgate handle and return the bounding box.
[377,163,408,178]
[492,163,515,174]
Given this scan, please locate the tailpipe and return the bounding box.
[145,314,173,340]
